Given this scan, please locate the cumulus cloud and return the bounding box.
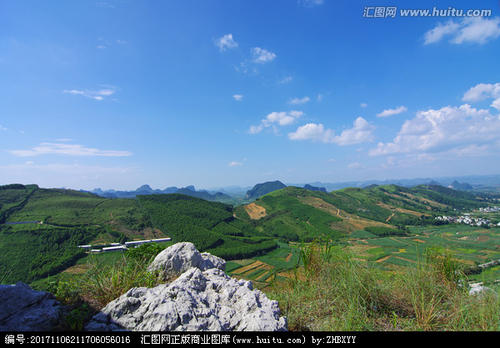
[334,117,376,145]
[377,106,408,118]
[252,47,276,64]
[288,117,375,145]
[233,94,243,101]
[462,83,500,111]
[360,103,368,108]
[370,104,500,156]
[63,87,116,101]
[289,96,310,105]
[9,142,132,157]
[249,111,303,134]
[288,123,334,142]
[215,34,238,51]
[424,17,500,45]
[492,98,500,111]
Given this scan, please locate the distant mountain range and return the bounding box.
[85,185,232,202]
[81,174,500,205]
[296,174,500,192]
[303,184,327,193]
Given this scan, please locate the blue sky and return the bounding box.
[1,0,500,190]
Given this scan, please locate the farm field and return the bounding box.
[225,224,500,294]
[226,242,301,288]
[347,224,500,283]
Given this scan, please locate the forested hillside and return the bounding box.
[0,185,276,284]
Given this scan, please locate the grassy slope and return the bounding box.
[237,185,489,235]
[267,243,499,331]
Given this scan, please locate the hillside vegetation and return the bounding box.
[0,185,275,284]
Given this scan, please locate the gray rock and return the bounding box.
[147,242,225,276]
[86,267,287,331]
[0,282,61,331]
[469,283,497,298]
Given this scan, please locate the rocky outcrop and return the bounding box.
[469,282,498,298]
[0,282,61,331]
[86,243,287,331]
[147,242,226,276]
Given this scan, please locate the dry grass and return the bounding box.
[266,243,500,331]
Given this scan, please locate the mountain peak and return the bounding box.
[245,180,287,200]
[136,185,153,192]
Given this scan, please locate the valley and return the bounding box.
[1,182,499,292]
[2,180,500,331]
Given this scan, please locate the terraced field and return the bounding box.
[348,225,500,278]
[226,242,301,287]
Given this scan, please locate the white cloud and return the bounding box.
[215,34,238,51]
[279,76,293,84]
[424,20,460,44]
[233,94,243,101]
[249,111,303,134]
[463,82,500,111]
[462,82,500,102]
[316,94,323,102]
[249,124,264,135]
[9,142,132,157]
[289,96,310,105]
[334,117,376,145]
[288,123,334,142]
[0,125,7,131]
[370,104,500,156]
[299,0,324,7]
[228,161,243,167]
[360,103,368,108]
[377,106,408,118]
[288,117,375,145]
[424,17,500,45]
[252,47,276,64]
[491,98,500,111]
[452,17,500,44]
[63,87,116,101]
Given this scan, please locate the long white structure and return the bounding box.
[102,246,128,252]
[81,236,171,253]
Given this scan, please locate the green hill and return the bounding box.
[245,180,287,200]
[0,185,275,284]
[235,184,489,243]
